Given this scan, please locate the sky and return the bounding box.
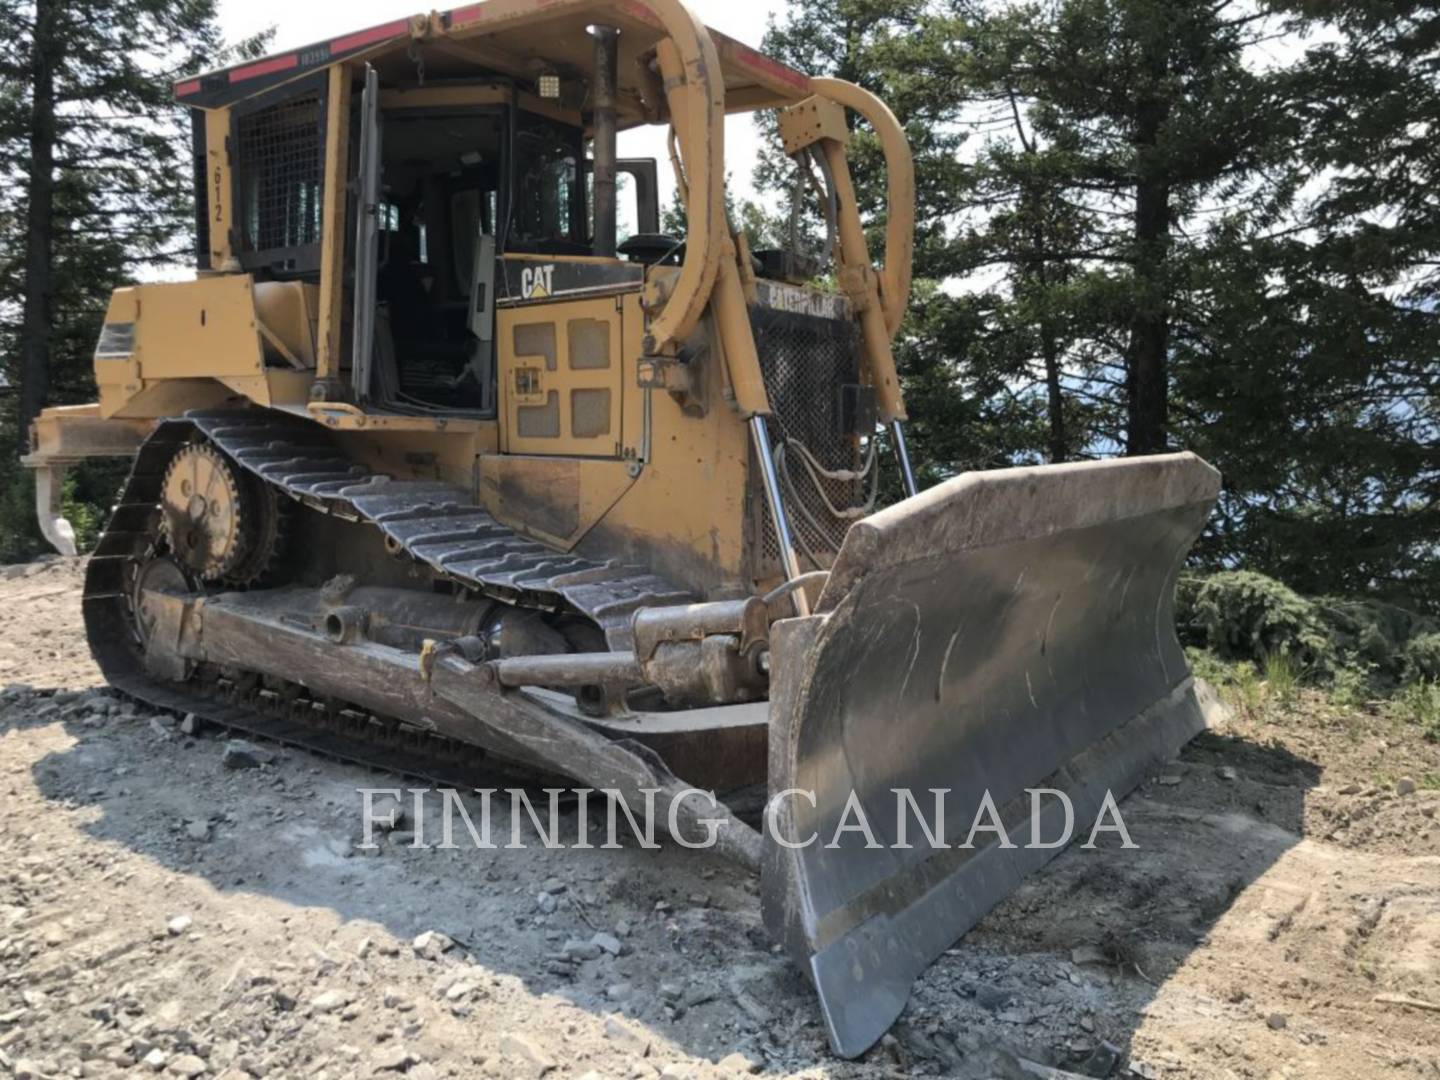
[214,0,787,214]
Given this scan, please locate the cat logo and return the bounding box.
[520,263,555,299]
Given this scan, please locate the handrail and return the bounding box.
[441,0,725,351]
[809,77,914,337]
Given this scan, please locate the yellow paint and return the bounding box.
[499,297,624,458]
[203,109,233,269]
[777,95,849,155]
[253,281,318,368]
[316,66,354,381]
[57,5,924,602]
[94,276,318,418]
[478,455,637,549]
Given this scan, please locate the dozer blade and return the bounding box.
[761,452,1223,1057]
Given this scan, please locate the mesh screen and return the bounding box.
[235,92,325,263]
[749,305,868,568]
[190,109,209,269]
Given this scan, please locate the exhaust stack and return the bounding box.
[591,25,619,257]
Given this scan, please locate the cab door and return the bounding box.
[499,295,623,457]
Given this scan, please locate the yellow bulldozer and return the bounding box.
[22,0,1222,1057]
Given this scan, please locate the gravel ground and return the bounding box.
[1,556,1438,1079]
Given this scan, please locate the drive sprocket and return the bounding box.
[160,441,284,584]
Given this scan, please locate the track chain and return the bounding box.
[80,408,665,787]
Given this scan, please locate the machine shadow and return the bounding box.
[22,694,1319,1078]
[894,728,1322,1078]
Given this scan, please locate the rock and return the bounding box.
[1156,774,1183,786]
[605,982,633,1002]
[1422,804,1436,819]
[411,931,453,960]
[1216,765,1239,782]
[535,891,558,915]
[1266,1012,1288,1030]
[179,713,203,736]
[1339,783,1362,795]
[562,939,602,961]
[498,1032,555,1076]
[366,792,406,832]
[382,988,413,1011]
[1070,944,1106,966]
[143,1047,169,1070]
[715,1051,761,1074]
[445,981,475,1001]
[542,876,567,894]
[221,740,270,770]
[149,717,174,740]
[660,1066,697,1080]
[370,1044,415,1072]
[408,1067,439,1080]
[186,820,211,842]
[658,982,684,1002]
[603,1016,649,1054]
[591,932,623,956]
[166,915,193,936]
[1397,777,1418,796]
[167,1054,208,1077]
[1076,1042,1122,1077]
[311,990,349,1013]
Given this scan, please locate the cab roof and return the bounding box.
[175,2,811,121]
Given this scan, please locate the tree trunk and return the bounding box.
[1042,326,1066,463]
[17,0,60,454]
[1125,173,1170,455]
[1125,40,1171,457]
[1022,173,1067,464]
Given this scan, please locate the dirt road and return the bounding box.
[2,556,1437,1079]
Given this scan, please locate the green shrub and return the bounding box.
[1191,571,1331,672]
[1401,633,1440,685]
[0,461,46,564]
[1331,662,1375,709]
[0,457,124,563]
[1322,599,1438,680]
[1389,680,1440,742]
[1263,650,1300,706]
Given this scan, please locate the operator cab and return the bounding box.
[358,89,663,415]
[222,70,665,418]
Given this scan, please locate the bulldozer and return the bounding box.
[22,0,1222,1057]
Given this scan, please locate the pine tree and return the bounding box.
[0,0,263,453]
[0,0,267,558]
[1177,1,1440,608]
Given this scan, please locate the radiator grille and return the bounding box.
[749,304,870,569]
[234,90,326,273]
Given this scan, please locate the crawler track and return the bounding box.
[81,407,689,786]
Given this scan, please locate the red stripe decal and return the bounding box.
[174,79,202,97]
[448,3,486,23]
[330,18,410,55]
[228,53,299,83]
[618,0,659,25]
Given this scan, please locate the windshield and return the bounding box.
[508,112,585,253]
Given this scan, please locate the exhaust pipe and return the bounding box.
[591,25,619,258]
